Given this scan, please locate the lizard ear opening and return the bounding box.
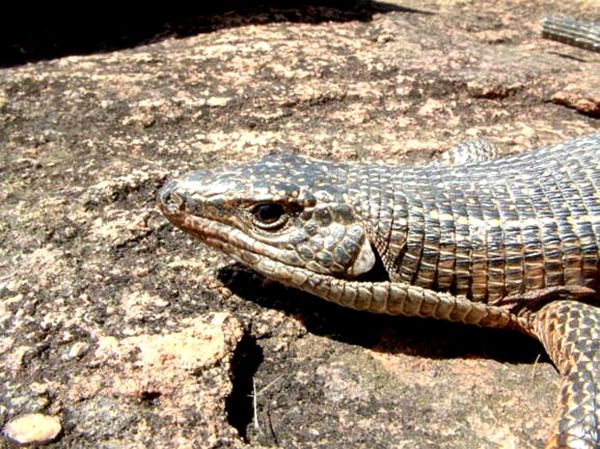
[350,238,391,282]
[347,237,376,276]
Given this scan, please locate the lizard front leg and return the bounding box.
[532,300,599,449]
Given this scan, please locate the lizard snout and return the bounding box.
[157,180,186,217]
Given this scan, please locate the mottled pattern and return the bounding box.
[159,133,600,449]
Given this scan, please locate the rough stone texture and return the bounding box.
[0,2,599,449]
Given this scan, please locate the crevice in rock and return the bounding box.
[225,333,263,441]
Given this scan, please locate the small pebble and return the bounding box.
[3,413,61,445]
[65,341,89,360]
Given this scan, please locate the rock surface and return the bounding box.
[0,1,599,449]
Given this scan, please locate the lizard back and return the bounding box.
[346,133,600,303]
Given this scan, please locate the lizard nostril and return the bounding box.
[158,181,185,215]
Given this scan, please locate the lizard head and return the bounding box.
[158,153,377,281]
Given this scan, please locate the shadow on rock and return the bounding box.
[0,1,431,67]
[217,263,548,365]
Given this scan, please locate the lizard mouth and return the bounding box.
[166,212,266,268]
[159,198,255,264]
[158,181,293,270]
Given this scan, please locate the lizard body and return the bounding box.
[159,133,600,449]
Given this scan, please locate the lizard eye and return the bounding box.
[251,203,288,230]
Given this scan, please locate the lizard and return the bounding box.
[158,133,600,449]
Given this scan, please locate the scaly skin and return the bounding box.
[542,17,600,53]
[159,133,600,449]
